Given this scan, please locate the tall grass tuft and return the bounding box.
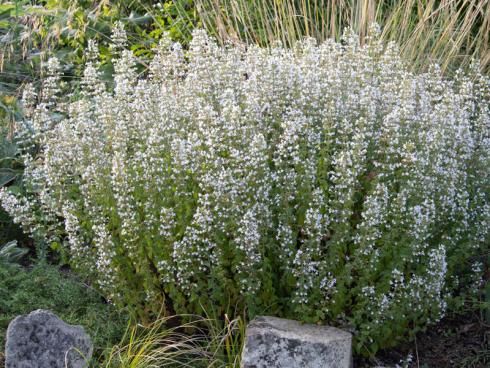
[195,0,490,74]
[100,314,244,367]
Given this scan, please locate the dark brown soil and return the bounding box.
[356,311,490,367]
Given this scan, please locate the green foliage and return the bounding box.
[0,0,488,361]
[4,29,488,355]
[0,240,28,263]
[485,280,490,325]
[0,126,24,245]
[0,130,22,189]
[0,261,128,363]
[0,0,197,131]
[100,314,243,368]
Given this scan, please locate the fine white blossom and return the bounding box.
[2,27,488,350]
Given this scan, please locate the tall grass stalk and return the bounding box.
[195,0,490,74]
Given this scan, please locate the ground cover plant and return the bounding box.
[1,24,489,357]
[0,261,127,366]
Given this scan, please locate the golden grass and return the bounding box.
[195,0,490,74]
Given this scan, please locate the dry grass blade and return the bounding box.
[195,0,490,74]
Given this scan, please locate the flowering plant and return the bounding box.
[2,24,488,353]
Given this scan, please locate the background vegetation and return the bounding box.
[196,0,489,74]
[0,1,488,367]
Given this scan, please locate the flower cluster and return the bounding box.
[1,27,488,352]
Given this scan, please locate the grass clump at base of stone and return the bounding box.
[0,261,128,365]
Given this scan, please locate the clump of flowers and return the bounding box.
[1,24,488,353]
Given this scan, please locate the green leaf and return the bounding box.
[0,169,19,187]
[50,241,61,251]
[0,240,28,263]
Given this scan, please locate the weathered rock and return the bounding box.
[241,316,352,368]
[5,309,93,368]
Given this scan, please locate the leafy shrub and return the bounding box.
[1,26,488,354]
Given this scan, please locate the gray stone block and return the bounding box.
[241,316,352,368]
[5,309,93,368]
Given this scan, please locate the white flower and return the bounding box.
[3,28,488,342]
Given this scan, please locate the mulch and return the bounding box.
[356,311,490,367]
